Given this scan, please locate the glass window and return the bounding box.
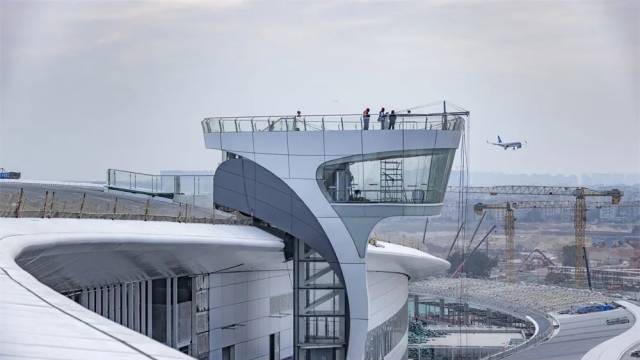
[151,279,167,344]
[270,333,280,360]
[318,150,455,204]
[222,345,235,360]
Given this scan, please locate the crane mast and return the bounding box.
[505,203,515,283]
[575,194,587,288]
[468,186,624,287]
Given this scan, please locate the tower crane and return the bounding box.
[448,185,624,287]
[472,198,637,287]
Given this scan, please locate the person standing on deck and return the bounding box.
[378,107,387,129]
[293,110,302,131]
[362,108,371,130]
[388,110,397,129]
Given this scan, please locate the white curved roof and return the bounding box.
[0,218,284,360]
[0,218,448,359]
[366,241,450,280]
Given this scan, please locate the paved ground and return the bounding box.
[505,308,634,360]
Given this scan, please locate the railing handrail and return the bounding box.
[409,288,555,360]
[108,168,214,179]
[108,168,175,178]
[202,112,468,133]
[203,111,469,120]
[0,186,248,225]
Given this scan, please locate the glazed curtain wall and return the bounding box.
[320,149,456,204]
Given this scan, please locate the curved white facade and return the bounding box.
[205,115,463,359]
[0,218,448,360]
[0,111,462,360]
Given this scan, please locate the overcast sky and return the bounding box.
[1,0,638,181]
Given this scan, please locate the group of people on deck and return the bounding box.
[362,107,406,130]
[289,108,408,131]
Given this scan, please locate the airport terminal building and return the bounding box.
[0,111,466,360]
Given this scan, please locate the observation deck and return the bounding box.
[202,111,466,209]
[202,108,467,360]
[201,111,467,133]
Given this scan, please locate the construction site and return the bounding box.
[371,182,639,359]
[374,184,640,294]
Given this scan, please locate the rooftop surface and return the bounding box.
[0,218,285,360]
[0,216,446,359]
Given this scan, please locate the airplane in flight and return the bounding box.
[488,135,524,150]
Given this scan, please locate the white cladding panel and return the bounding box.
[287,131,325,156]
[253,132,288,154]
[435,130,462,148]
[367,272,408,329]
[204,133,222,150]
[339,263,369,320]
[288,155,324,179]
[208,270,294,360]
[324,131,363,156]
[211,129,461,156]
[403,130,438,150]
[220,133,255,154]
[254,153,290,179]
[361,131,404,154]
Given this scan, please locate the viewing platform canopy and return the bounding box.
[201,111,468,133]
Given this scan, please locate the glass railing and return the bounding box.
[327,189,445,204]
[106,169,215,205]
[107,169,177,194]
[202,112,467,134]
[0,184,248,224]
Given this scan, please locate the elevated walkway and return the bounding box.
[106,169,215,201]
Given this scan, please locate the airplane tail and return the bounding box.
[497,135,502,143]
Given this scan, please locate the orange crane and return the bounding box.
[472,198,636,287]
[449,186,624,287]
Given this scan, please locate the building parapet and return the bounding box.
[201,112,467,133]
